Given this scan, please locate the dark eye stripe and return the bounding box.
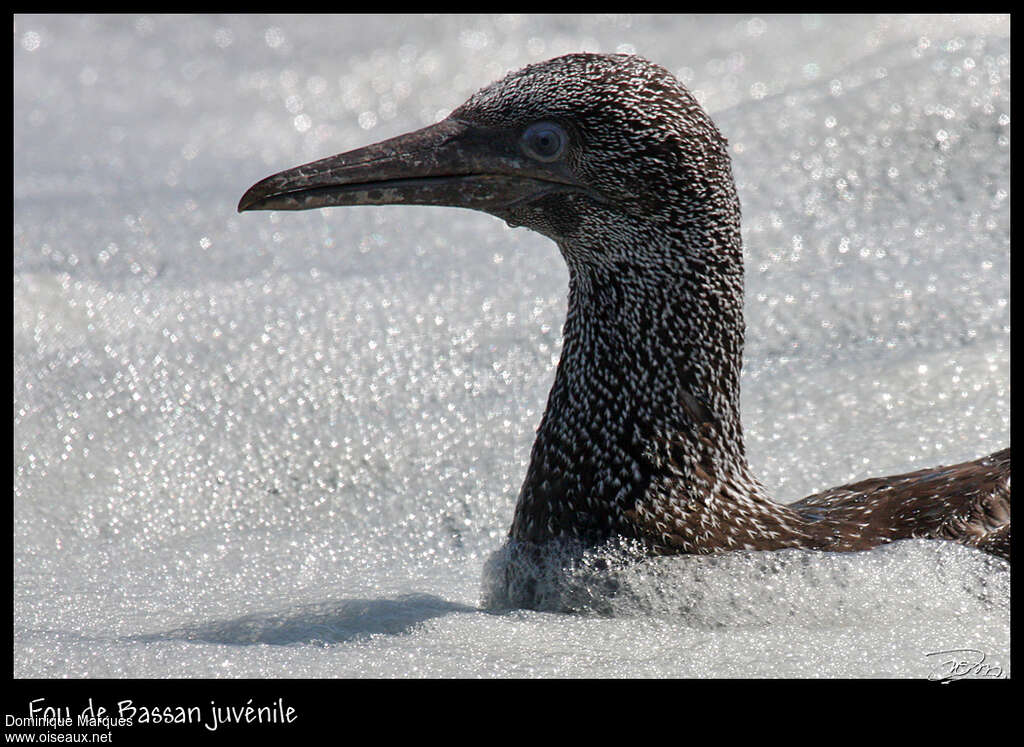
[522,122,567,162]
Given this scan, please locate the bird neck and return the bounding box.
[511,240,755,545]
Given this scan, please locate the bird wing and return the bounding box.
[789,448,1010,561]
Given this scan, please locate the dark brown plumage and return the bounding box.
[239,53,1010,589]
[792,448,1010,558]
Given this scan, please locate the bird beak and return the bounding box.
[238,118,584,216]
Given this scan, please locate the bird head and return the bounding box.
[239,53,739,274]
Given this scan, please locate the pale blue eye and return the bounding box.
[522,122,567,161]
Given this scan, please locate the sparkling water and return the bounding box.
[14,14,1009,678]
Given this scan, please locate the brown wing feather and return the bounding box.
[790,448,1010,560]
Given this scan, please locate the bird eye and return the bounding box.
[522,122,568,162]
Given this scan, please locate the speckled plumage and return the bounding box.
[450,54,1010,563]
[240,53,1011,569]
